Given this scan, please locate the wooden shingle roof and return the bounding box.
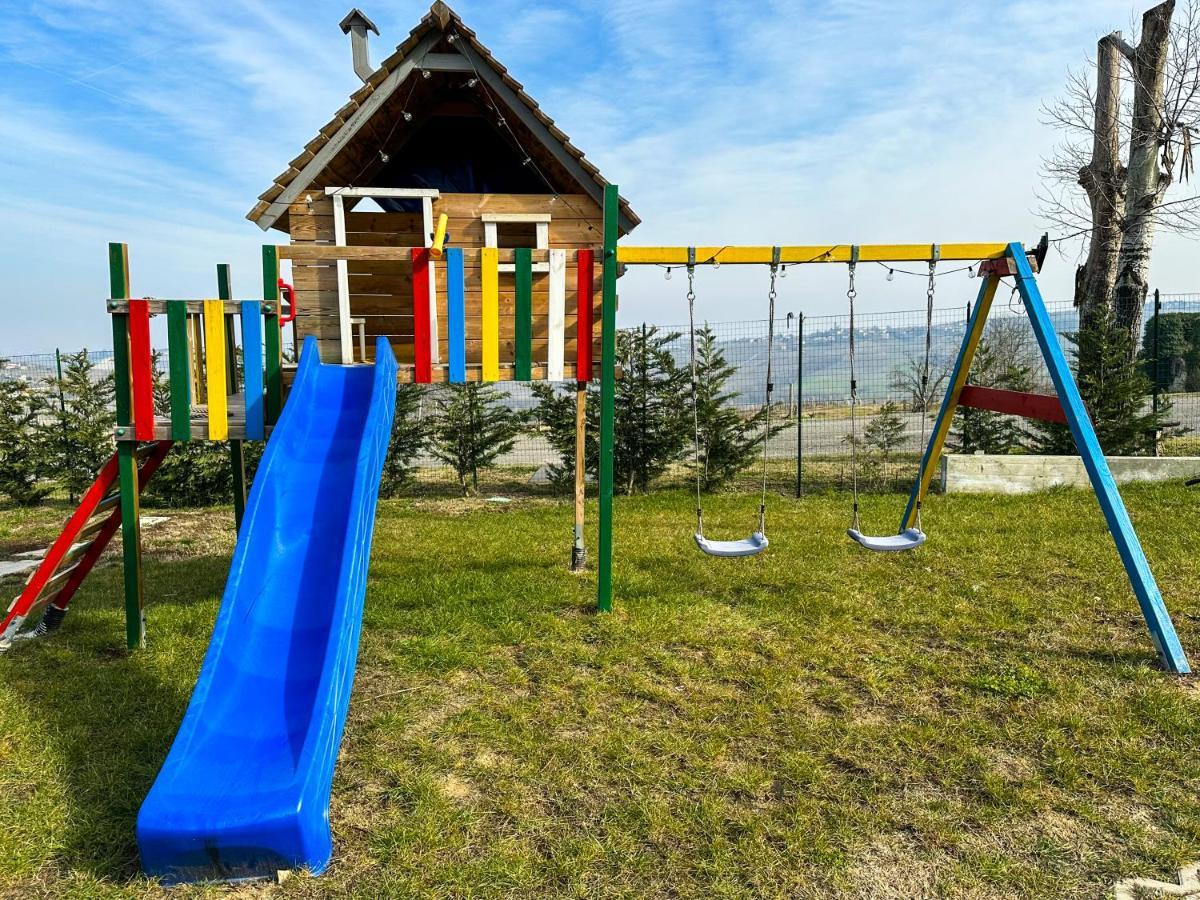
[247,1,638,232]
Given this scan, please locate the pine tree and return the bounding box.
[0,366,52,506]
[1030,305,1168,455]
[429,383,524,496]
[49,350,115,500]
[692,326,779,491]
[379,384,429,498]
[949,337,1034,454]
[530,326,690,495]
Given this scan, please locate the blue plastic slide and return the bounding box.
[137,336,396,884]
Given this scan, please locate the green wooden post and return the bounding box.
[166,302,192,440]
[597,185,619,612]
[219,263,247,529]
[262,246,282,423]
[109,242,145,650]
[514,248,533,380]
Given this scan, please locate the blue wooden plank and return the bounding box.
[446,247,467,383]
[1010,242,1189,674]
[900,275,997,531]
[241,301,265,440]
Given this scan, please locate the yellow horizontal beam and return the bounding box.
[616,244,1012,265]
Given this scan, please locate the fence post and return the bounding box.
[54,348,73,503]
[795,312,803,498]
[1152,288,1161,457]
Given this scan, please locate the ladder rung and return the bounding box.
[31,561,83,608]
[135,443,159,461]
[93,495,121,517]
[76,516,112,543]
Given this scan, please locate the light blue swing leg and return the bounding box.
[1010,243,1189,674]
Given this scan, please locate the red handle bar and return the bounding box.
[277,277,296,325]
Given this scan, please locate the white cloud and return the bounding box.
[0,0,1195,357]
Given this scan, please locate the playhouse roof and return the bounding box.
[247,1,638,233]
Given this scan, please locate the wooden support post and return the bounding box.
[109,242,145,650]
[597,185,619,612]
[218,264,247,528]
[1010,244,1189,674]
[571,382,587,571]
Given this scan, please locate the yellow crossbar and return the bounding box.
[616,244,1010,266]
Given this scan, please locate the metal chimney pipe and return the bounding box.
[339,8,380,83]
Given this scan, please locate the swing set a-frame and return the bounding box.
[594,185,1190,675]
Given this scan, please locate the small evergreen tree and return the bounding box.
[530,326,690,495]
[0,367,52,506]
[49,350,115,500]
[144,441,264,508]
[429,383,524,496]
[1030,306,1169,455]
[379,384,429,498]
[692,326,780,491]
[949,337,1035,454]
[864,400,907,460]
[529,382,585,491]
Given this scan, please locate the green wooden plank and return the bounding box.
[218,263,239,395]
[597,185,619,613]
[108,242,129,299]
[166,301,192,441]
[109,243,133,428]
[262,246,283,423]
[515,248,533,380]
[108,242,143,649]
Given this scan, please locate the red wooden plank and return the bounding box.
[958,384,1067,424]
[48,441,173,616]
[576,249,594,380]
[129,299,155,440]
[412,248,432,383]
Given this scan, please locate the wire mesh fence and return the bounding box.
[4,293,1200,499]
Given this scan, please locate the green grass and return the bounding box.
[2,484,1200,898]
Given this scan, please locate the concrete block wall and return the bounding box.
[940,454,1200,494]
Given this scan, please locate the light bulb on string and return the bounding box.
[887,269,895,282]
[779,265,787,278]
[664,267,672,281]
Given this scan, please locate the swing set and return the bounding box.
[596,184,1190,674]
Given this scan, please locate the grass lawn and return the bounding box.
[1,484,1199,898]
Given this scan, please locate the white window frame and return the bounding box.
[482,213,551,272]
[325,186,440,364]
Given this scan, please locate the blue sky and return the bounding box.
[1,0,1193,354]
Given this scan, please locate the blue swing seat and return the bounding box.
[694,532,769,558]
[847,527,926,553]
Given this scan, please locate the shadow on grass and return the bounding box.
[1,552,230,883]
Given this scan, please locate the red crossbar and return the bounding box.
[412,248,431,383]
[577,249,594,380]
[958,385,1067,424]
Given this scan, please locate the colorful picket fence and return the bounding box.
[278,243,599,382]
[406,246,596,385]
[108,242,284,442]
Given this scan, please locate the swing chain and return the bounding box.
[686,248,704,536]
[847,246,861,531]
[759,247,781,535]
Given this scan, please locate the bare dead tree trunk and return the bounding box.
[1075,34,1127,331]
[1114,0,1177,352]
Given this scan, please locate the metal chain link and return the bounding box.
[686,260,704,535]
[847,258,860,532]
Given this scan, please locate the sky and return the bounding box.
[1,0,1197,355]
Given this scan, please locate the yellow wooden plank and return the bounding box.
[901,274,1000,528]
[616,244,1010,265]
[203,299,229,440]
[481,247,499,381]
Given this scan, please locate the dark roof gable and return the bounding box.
[247,1,638,233]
